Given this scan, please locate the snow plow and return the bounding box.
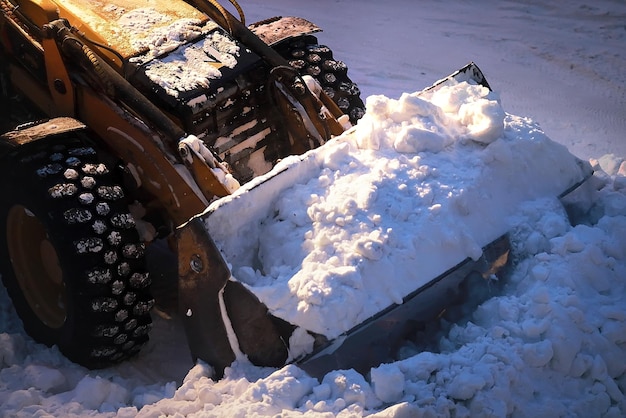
[0,0,592,378]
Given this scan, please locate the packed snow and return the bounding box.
[1,0,625,417]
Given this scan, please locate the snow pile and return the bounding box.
[1,90,625,418]
[1,155,625,417]
[206,80,588,345]
[367,169,626,416]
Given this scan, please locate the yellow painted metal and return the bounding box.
[179,142,232,200]
[52,0,208,61]
[7,205,67,329]
[14,0,59,28]
[74,89,210,225]
[42,33,75,116]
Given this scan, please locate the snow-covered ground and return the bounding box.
[1,0,625,417]
[244,0,626,162]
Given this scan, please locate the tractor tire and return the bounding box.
[0,134,153,368]
[277,35,366,125]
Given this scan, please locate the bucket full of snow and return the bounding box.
[200,63,592,375]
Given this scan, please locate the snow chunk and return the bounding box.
[370,363,405,403]
[242,365,317,410]
[23,365,66,392]
[66,375,130,410]
[448,370,488,400]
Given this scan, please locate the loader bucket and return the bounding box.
[177,63,593,378]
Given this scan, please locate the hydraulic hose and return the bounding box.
[79,44,115,97]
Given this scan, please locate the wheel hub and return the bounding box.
[7,205,67,328]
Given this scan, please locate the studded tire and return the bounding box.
[0,133,153,368]
[276,35,366,125]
